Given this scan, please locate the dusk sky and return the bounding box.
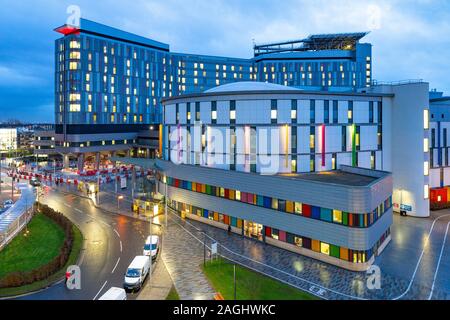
[0,0,449,123]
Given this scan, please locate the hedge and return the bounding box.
[0,204,75,288]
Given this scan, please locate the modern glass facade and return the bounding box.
[54,19,372,156]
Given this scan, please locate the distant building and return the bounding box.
[0,128,17,153]
[429,95,450,188]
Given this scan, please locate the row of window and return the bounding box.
[57,139,136,148]
[169,199,390,264]
[163,176,392,228]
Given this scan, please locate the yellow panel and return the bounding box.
[286,201,294,213]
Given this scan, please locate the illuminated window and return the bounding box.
[271,110,277,120]
[333,210,342,223]
[294,202,302,215]
[235,190,241,201]
[291,110,297,120]
[320,243,330,255]
[424,109,429,129]
[348,110,353,120]
[230,110,236,120]
[424,161,429,176]
[424,138,429,152]
[424,185,429,199]
[309,135,315,149]
[212,111,217,120]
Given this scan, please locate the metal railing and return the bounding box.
[371,79,425,86]
[0,206,34,251]
[0,184,36,251]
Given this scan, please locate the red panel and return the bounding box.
[265,227,272,237]
[279,231,287,242]
[55,25,80,36]
[321,124,326,167]
[302,204,311,217]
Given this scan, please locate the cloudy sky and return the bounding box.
[0,0,449,122]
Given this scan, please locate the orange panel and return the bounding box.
[340,247,349,261]
[312,240,320,252]
[229,190,235,200]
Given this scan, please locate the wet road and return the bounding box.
[16,187,159,300]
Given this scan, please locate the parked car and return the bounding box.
[143,235,160,260]
[123,256,150,292]
[3,199,13,209]
[98,287,127,300]
[30,178,41,187]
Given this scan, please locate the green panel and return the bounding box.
[342,212,348,226]
[206,185,212,195]
[330,245,340,258]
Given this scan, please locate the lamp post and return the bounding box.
[117,195,124,214]
[149,204,158,285]
[165,179,168,228]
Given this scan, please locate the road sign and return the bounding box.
[211,242,218,255]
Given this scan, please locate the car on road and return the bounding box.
[123,256,150,292]
[143,235,160,260]
[98,287,127,300]
[30,178,41,187]
[3,199,13,209]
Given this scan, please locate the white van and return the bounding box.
[143,235,160,259]
[98,287,127,300]
[123,256,150,292]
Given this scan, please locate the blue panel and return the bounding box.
[312,206,321,219]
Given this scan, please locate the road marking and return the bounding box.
[120,240,123,253]
[428,221,450,300]
[93,280,108,300]
[393,213,450,300]
[63,202,72,208]
[74,208,83,214]
[111,257,121,274]
[114,229,120,238]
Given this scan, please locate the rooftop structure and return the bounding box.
[254,32,369,57]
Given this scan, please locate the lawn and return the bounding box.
[202,258,317,300]
[0,214,83,297]
[166,286,180,300]
[0,213,65,279]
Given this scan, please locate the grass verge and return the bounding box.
[0,217,83,298]
[166,286,180,300]
[202,258,318,300]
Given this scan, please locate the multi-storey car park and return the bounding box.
[53,19,372,171]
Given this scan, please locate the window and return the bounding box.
[424,138,429,153]
[424,109,429,129]
[424,185,429,199]
[333,210,342,223]
[291,109,297,120]
[271,198,278,210]
[294,237,303,247]
[320,243,330,255]
[424,161,429,176]
[230,110,236,120]
[294,202,302,215]
[235,190,241,201]
[271,110,277,120]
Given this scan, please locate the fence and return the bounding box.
[0,183,36,251]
